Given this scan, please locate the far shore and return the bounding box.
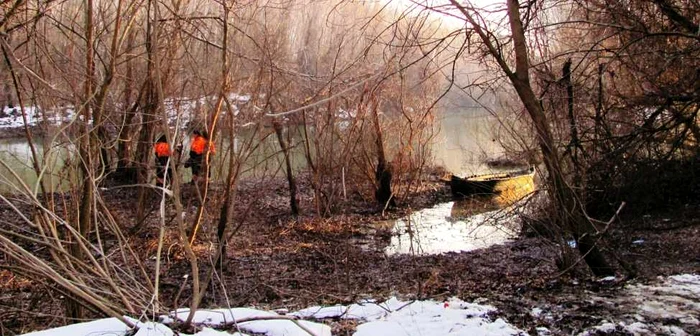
[0,126,41,140]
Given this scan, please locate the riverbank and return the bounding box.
[0,125,43,139]
[1,171,699,335]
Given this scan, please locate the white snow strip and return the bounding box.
[299,297,524,336]
[355,316,522,336]
[171,307,278,326]
[21,297,521,336]
[535,327,551,335]
[189,328,248,336]
[133,321,174,336]
[291,297,411,320]
[239,319,330,336]
[20,317,136,336]
[170,307,331,336]
[598,276,617,282]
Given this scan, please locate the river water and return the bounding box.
[0,110,504,195]
[0,110,521,255]
[0,138,75,194]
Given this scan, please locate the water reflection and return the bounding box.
[0,138,72,194]
[0,130,302,194]
[434,110,504,177]
[384,200,520,256]
[0,110,511,194]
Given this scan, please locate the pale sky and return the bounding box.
[386,0,506,28]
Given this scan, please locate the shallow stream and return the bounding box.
[383,200,521,256]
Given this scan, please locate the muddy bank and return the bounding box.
[0,126,42,139]
[1,174,699,335]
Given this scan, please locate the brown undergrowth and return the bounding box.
[1,172,699,335]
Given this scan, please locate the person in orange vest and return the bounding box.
[185,130,215,184]
[154,135,172,188]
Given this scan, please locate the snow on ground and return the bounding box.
[19,317,134,336]
[349,298,522,336]
[20,297,524,336]
[0,93,251,131]
[0,105,84,129]
[577,274,700,335]
[292,297,523,335]
[629,274,700,324]
[19,275,699,336]
[0,106,43,129]
[168,307,331,336]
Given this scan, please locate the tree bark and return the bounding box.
[116,30,137,178]
[67,0,96,320]
[505,0,613,277]
[273,120,300,215]
[562,59,581,187]
[370,91,395,209]
[449,0,614,276]
[214,0,234,271]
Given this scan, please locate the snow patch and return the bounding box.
[594,322,617,333]
[133,321,174,336]
[300,297,524,336]
[20,317,136,336]
[535,327,551,335]
[21,297,523,336]
[626,322,651,334]
[530,307,543,318]
[597,276,618,282]
[629,274,700,324]
[0,106,41,129]
[170,307,331,336]
[580,274,700,335]
[193,328,247,336]
[171,307,278,326]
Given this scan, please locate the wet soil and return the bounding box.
[1,172,699,335]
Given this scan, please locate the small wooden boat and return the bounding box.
[450,167,536,206]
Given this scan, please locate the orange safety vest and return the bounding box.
[154,142,171,157]
[191,135,214,155]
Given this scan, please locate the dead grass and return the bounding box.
[1,173,699,335]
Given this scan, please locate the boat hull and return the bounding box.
[450,168,535,206]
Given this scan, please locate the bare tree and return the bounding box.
[444,0,614,275]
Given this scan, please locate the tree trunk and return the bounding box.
[116,30,137,178]
[595,63,604,141]
[504,0,613,276]
[67,0,96,320]
[370,92,395,209]
[562,59,581,187]
[449,0,614,276]
[1,33,14,108]
[273,120,300,215]
[215,0,234,269]
[135,83,156,223]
